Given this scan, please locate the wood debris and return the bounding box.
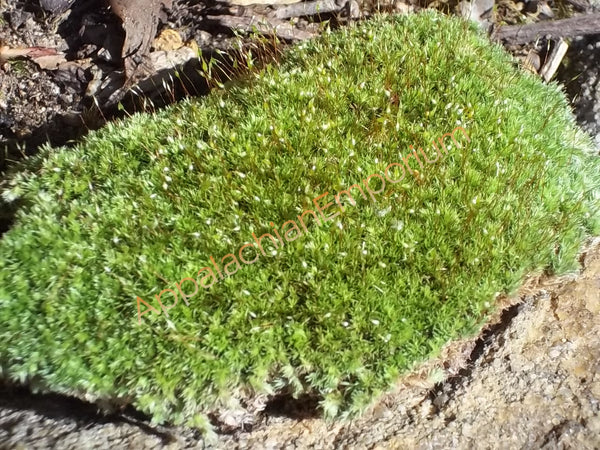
[540,38,569,82]
[492,12,600,45]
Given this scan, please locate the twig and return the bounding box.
[492,12,600,45]
[270,0,346,19]
[205,14,317,41]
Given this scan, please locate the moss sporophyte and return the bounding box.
[136,126,471,324]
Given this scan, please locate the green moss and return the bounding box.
[1,11,599,429]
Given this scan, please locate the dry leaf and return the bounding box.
[153,29,184,52]
[0,45,58,66]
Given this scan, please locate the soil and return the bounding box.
[1,1,600,449]
[0,0,340,173]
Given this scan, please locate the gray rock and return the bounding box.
[39,0,75,14]
[558,35,600,149]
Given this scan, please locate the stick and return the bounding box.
[540,39,569,82]
[205,14,317,41]
[270,0,346,19]
[492,13,600,45]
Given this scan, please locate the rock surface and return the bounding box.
[558,34,600,148]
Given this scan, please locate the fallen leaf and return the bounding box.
[153,29,184,52]
[31,53,68,70]
[0,45,58,66]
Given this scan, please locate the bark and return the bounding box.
[205,15,317,41]
[492,13,600,45]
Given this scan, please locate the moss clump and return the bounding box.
[1,11,599,430]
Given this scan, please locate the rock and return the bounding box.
[39,0,75,14]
